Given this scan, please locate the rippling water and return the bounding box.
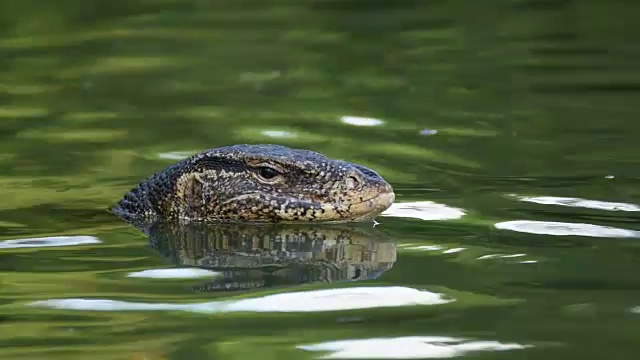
[1,0,640,359]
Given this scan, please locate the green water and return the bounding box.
[1,0,640,359]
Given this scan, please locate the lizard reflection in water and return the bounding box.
[137,220,397,292]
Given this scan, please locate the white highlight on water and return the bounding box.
[381,201,466,221]
[404,245,444,251]
[126,268,221,279]
[297,336,532,359]
[514,195,640,212]
[495,220,640,238]
[0,235,101,249]
[157,151,195,160]
[28,286,453,313]
[340,116,384,127]
[260,130,297,138]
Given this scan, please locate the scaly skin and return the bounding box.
[112,144,395,223]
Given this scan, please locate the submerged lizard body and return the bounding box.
[112,144,395,223]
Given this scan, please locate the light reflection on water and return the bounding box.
[28,286,453,313]
[126,268,221,279]
[142,220,397,289]
[511,195,640,212]
[0,235,101,249]
[156,151,197,160]
[494,220,640,238]
[340,116,385,127]
[260,130,297,138]
[381,201,466,221]
[297,336,532,359]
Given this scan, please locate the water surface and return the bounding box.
[1,0,640,359]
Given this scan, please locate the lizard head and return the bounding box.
[114,144,395,223]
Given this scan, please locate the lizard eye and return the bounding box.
[257,166,281,180]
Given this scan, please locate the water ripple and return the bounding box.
[477,253,525,260]
[157,151,196,160]
[495,220,640,238]
[0,235,101,249]
[126,268,221,279]
[399,244,540,264]
[260,130,297,138]
[381,201,466,221]
[340,116,384,127]
[297,336,532,359]
[28,286,453,313]
[512,195,640,212]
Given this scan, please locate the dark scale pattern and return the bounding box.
[112,144,395,223]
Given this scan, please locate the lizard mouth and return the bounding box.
[220,188,395,223]
[346,190,395,221]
